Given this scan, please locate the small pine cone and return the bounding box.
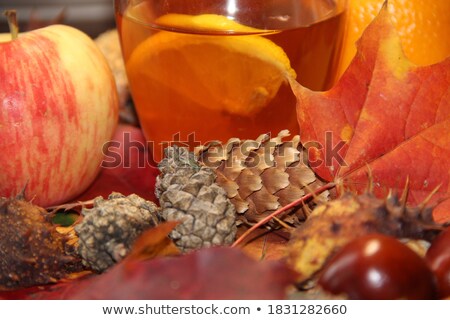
[75,192,159,272]
[195,130,329,226]
[157,147,237,252]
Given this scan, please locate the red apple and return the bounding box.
[0,12,119,207]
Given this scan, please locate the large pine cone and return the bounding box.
[156,147,237,252]
[195,130,328,225]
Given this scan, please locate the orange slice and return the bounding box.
[126,14,296,116]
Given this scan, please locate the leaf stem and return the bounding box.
[231,181,335,247]
[3,10,19,40]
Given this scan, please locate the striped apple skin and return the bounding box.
[0,25,119,207]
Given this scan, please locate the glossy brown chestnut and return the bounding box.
[318,234,436,299]
[426,227,450,298]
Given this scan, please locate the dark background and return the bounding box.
[0,0,116,37]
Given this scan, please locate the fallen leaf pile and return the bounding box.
[1,4,449,299]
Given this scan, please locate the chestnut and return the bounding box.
[426,227,450,299]
[318,234,436,299]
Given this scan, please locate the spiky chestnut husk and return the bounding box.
[287,191,446,283]
[0,196,81,289]
[75,192,159,272]
[156,146,237,252]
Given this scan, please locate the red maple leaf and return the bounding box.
[290,5,450,222]
[17,247,296,300]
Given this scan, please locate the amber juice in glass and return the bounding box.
[115,0,346,160]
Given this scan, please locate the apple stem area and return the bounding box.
[3,10,19,40]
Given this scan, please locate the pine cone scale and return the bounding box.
[261,168,290,193]
[235,170,262,198]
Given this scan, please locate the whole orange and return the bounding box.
[336,0,450,79]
